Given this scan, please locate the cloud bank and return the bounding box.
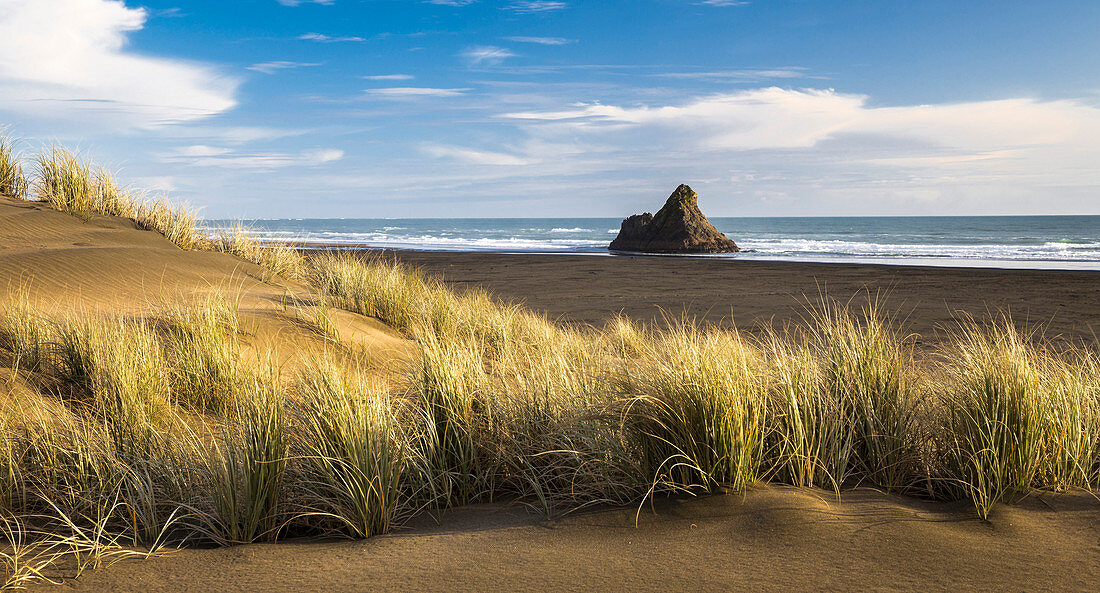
[0,0,238,128]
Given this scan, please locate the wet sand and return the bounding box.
[353,250,1100,343]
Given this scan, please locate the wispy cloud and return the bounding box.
[247,61,323,74]
[361,74,415,81]
[425,0,478,5]
[275,0,335,6]
[504,36,575,45]
[298,32,367,42]
[423,144,532,166]
[161,126,313,144]
[0,0,237,128]
[505,1,567,13]
[462,45,517,66]
[696,1,750,6]
[149,7,185,18]
[163,145,344,168]
[364,87,470,97]
[656,67,812,81]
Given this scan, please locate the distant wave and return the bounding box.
[738,238,1100,262]
[209,231,609,252]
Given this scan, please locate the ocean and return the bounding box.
[200,215,1100,271]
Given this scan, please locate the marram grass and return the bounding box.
[0,135,27,201]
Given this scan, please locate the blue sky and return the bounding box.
[1,0,1098,218]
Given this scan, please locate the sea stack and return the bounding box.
[609,184,739,253]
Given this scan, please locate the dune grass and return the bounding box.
[293,358,405,537]
[0,136,27,201]
[158,294,243,415]
[212,224,306,282]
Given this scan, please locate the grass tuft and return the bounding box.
[0,134,27,200]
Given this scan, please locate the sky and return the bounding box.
[0,0,1098,218]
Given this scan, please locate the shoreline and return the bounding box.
[281,242,1100,272]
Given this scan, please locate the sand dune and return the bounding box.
[0,196,410,367]
[30,487,1100,592]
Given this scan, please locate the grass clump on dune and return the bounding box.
[158,295,243,415]
[621,322,767,493]
[0,135,27,200]
[293,358,405,538]
[33,146,205,250]
[811,301,921,492]
[202,371,287,544]
[0,296,51,375]
[939,320,1100,518]
[212,224,306,282]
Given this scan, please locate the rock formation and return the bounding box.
[609,184,739,253]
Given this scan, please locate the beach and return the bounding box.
[370,250,1100,344]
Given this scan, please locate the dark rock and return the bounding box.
[609,184,739,253]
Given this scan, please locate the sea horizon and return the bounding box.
[201,214,1100,271]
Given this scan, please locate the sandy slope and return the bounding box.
[30,487,1100,592]
[0,196,410,368]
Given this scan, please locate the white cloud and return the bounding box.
[301,148,345,163]
[504,36,575,45]
[247,61,323,74]
[423,144,532,166]
[276,0,335,6]
[364,87,470,97]
[503,87,1100,153]
[298,32,367,42]
[425,0,478,5]
[163,145,344,168]
[130,175,178,191]
[149,7,184,18]
[657,67,810,81]
[173,145,233,157]
[0,0,238,128]
[463,46,518,67]
[696,1,750,6]
[161,126,313,144]
[362,74,416,81]
[506,1,567,13]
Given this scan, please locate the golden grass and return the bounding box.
[0,135,26,201]
[212,224,306,282]
[293,358,404,537]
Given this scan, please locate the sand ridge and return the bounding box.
[28,486,1100,592]
[0,196,412,370]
